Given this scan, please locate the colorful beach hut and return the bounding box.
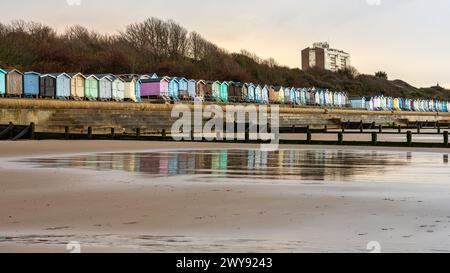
[187,79,196,100]
[254,85,263,104]
[48,73,71,99]
[220,81,229,103]
[4,69,23,97]
[0,69,5,97]
[211,81,221,102]
[84,75,100,101]
[246,83,255,103]
[268,85,277,104]
[23,72,41,97]
[39,74,57,98]
[174,77,189,100]
[140,77,169,99]
[95,74,113,101]
[261,85,269,104]
[275,86,284,104]
[228,82,240,102]
[68,73,85,100]
[111,76,125,101]
[196,80,206,101]
[204,81,214,101]
[168,78,180,101]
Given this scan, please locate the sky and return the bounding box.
[0,0,449,88]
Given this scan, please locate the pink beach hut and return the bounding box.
[140,77,170,100]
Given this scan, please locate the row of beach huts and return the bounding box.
[0,68,348,106]
[1,68,449,112]
[349,96,450,112]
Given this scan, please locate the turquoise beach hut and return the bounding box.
[0,69,6,96]
[220,81,229,103]
[211,81,221,102]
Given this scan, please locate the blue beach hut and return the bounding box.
[23,72,41,97]
[168,78,180,101]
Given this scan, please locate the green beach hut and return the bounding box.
[84,74,100,101]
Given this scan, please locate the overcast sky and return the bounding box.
[1,0,449,87]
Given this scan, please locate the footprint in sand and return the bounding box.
[122,221,138,225]
[45,226,70,231]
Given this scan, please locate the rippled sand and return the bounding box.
[1,141,450,253]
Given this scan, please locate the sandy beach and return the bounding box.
[1,140,450,253]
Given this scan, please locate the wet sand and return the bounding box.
[1,141,450,253]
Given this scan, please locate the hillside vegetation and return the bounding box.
[0,18,448,99]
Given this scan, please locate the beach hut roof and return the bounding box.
[67,72,86,78]
[173,77,187,82]
[24,71,41,76]
[86,74,100,80]
[0,68,6,74]
[95,74,114,81]
[109,75,125,82]
[196,79,206,84]
[45,73,71,78]
[221,81,229,86]
[141,77,169,83]
[274,86,283,91]
[4,69,23,75]
[139,73,158,79]
[169,77,179,83]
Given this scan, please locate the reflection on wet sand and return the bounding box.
[19,149,450,182]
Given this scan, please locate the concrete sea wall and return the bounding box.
[1,99,450,134]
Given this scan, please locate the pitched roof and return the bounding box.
[4,69,23,75]
[67,72,86,78]
[24,71,41,76]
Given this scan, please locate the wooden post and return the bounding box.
[136,128,141,139]
[406,131,412,146]
[371,132,378,145]
[338,132,343,145]
[417,124,421,134]
[379,124,383,133]
[398,125,401,134]
[359,120,364,133]
[444,131,448,146]
[87,127,92,139]
[307,131,312,144]
[65,126,70,140]
[111,128,115,139]
[291,125,296,133]
[29,122,35,140]
[324,125,328,133]
[9,122,14,139]
[437,124,441,134]
[162,129,166,141]
[371,122,376,129]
